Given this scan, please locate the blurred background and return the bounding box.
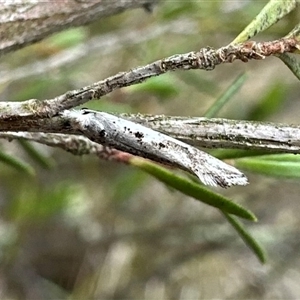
[0,1,300,299]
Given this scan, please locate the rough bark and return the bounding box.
[0,0,158,56]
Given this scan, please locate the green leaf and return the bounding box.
[278,23,300,80]
[211,149,272,160]
[204,73,247,118]
[112,169,148,203]
[254,154,300,161]
[235,154,300,178]
[285,22,300,42]
[127,75,179,99]
[13,78,51,101]
[232,0,299,44]
[158,2,200,20]
[222,212,267,263]
[18,139,55,170]
[278,53,300,81]
[9,183,73,222]
[47,28,87,49]
[175,71,216,96]
[130,157,256,221]
[247,83,288,121]
[0,151,35,176]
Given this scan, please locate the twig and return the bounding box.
[124,114,300,153]
[0,131,130,163]
[0,18,196,85]
[0,0,159,56]
[0,131,103,155]
[0,37,299,188]
[0,112,300,154]
[2,110,300,187]
[0,38,298,118]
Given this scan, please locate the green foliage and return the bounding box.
[212,149,271,160]
[231,0,300,80]
[13,77,70,101]
[232,0,299,44]
[235,154,300,178]
[223,212,267,264]
[0,150,35,176]
[204,73,247,118]
[127,75,179,99]
[1,0,300,270]
[158,2,201,20]
[247,83,288,121]
[18,139,55,170]
[175,71,216,96]
[8,183,74,223]
[278,52,300,80]
[129,156,272,263]
[112,169,148,203]
[46,28,88,49]
[130,156,256,221]
[278,22,300,79]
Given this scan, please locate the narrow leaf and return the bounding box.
[222,212,267,264]
[0,151,35,176]
[127,75,179,99]
[247,84,288,121]
[235,154,300,178]
[285,22,300,42]
[255,153,300,161]
[130,156,256,221]
[205,91,266,262]
[47,27,87,49]
[278,53,300,80]
[232,0,299,44]
[18,139,55,169]
[204,73,247,118]
[211,149,272,160]
[176,71,216,96]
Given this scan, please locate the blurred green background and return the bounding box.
[0,1,300,299]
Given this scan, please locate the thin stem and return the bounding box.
[0,18,195,85]
[1,113,300,154]
[0,0,159,56]
[123,114,300,154]
[0,38,298,118]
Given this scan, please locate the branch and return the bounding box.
[0,131,137,178]
[126,114,300,153]
[1,38,298,118]
[0,0,159,56]
[0,131,104,156]
[0,109,300,154]
[1,30,299,188]
[2,108,300,188]
[0,18,195,85]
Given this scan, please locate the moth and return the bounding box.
[63,109,248,188]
